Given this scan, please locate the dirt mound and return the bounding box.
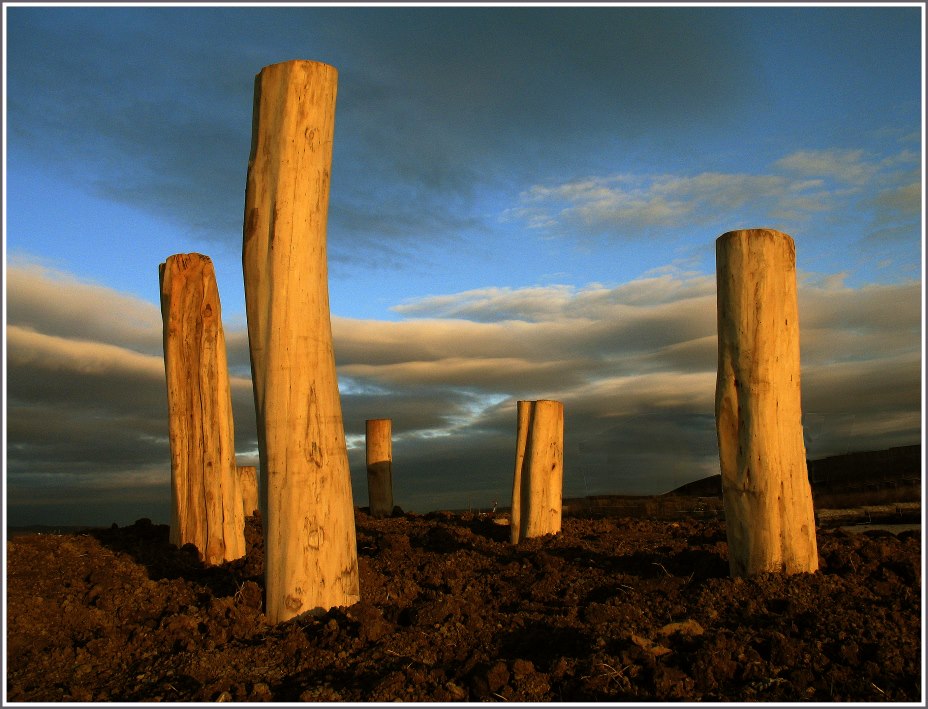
[6,511,921,702]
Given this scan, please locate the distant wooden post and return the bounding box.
[511,400,564,542]
[365,419,394,518]
[159,253,245,565]
[715,228,818,576]
[242,60,359,624]
[237,465,259,518]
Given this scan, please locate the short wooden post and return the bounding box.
[237,465,259,518]
[365,419,394,518]
[242,60,359,623]
[509,400,532,544]
[512,400,564,541]
[715,228,818,576]
[159,253,245,565]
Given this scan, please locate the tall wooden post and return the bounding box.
[715,228,818,576]
[511,400,564,542]
[237,465,259,518]
[365,419,394,518]
[242,60,359,623]
[159,253,245,565]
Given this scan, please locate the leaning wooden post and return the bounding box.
[159,253,245,565]
[242,60,359,623]
[715,228,818,576]
[365,419,394,518]
[237,465,259,518]
[509,400,532,543]
[513,400,564,541]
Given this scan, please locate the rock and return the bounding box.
[443,681,467,701]
[631,634,672,657]
[511,658,535,679]
[658,619,705,638]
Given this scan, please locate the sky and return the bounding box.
[3,2,924,527]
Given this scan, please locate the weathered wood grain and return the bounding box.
[715,228,818,576]
[159,253,245,566]
[242,60,359,623]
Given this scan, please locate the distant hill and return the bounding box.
[668,444,921,507]
[9,446,920,534]
[6,524,109,538]
[669,474,722,497]
[560,444,921,521]
[806,444,921,488]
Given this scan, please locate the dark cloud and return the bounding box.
[7,8,272,241]
[6,6,761,267]
[5,263,921,525]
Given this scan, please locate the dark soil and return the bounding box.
[6,511,922,702]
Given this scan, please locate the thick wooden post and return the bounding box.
[237,465,259,518]
[512,400,564,541]
[509,401,532,543]
[715,228,818,576]
[159,253,245,565]
[365,419,394,518]
[242,60,359,623]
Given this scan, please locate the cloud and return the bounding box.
[506,170,825,238]
[5,6,761,265]
[869,181,922,221]
[6,261,921,523]
[506,147,922,264]
[6,260,164,355]
[5,262,259,526]
[773,149,875,185]
[6,7,255,240]
[7,325,165,411]
[391,275,716,321]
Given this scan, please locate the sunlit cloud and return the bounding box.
[7,258,164,355]
[6,260,921,522]
[507,148,921,243]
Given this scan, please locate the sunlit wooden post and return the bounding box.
[159,253,245,565]
[365,419,394,518]
[237,465,259,518]
[512,400,564,542]
[242,60,359,623]
[715,228,818,576]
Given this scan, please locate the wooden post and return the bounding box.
[242,60,359,623]
[509,401,532,544]
[237,465,259,518]
[512,400,564,541]
[159,253,245,565]
[715,228,818,576]
[365,419,394,518]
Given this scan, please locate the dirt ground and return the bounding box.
[6,510,922,702]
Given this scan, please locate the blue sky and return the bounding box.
[4,3,924,526]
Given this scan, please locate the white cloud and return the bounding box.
[508,171,793,234]
[507,147,921,247]
[392,274,716,321]
[774,148,874,184]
